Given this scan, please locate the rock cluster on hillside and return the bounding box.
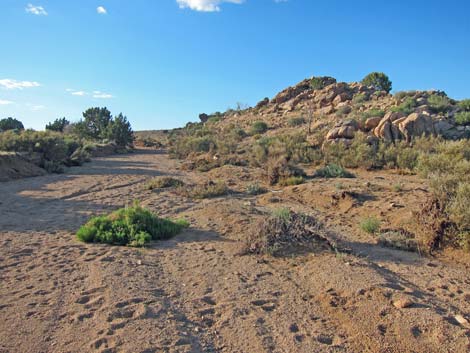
[244,76,470,145]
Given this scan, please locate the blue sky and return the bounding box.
[1,0,469,131]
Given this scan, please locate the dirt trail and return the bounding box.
[1,150,470,353]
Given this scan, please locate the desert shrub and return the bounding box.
[0,129,84,171]
[288,117,306,127]
[396,147,420,170]
[251,133,317,166]
[145,177,184,190]
[340,134,379,169]
[246,183,267,195]
[428,94,451,114]
[336,105,352,117]
[378,229,418,252]
[266,157,305,185]
[394,92,407,100]
[458,99,470,112]
[310,76,336,90]
[244,210,330,256]
[455,111,470,125]
[393,183,404,192]
[361,72,392,93]
[229,127,247,140]
[391,97,417,115]
[181,180,228,199]
[278,176,304,186]
[360,108,385,121]
[352,93,368,105]
[0,117,24,131]
[250,121,268,135]
[447,182,470,231]
[76,203,189,247]
[360,216,381,234]
[313,164,355,178]
[170,136,215,159]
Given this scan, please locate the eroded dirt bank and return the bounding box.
[1,149,470,353]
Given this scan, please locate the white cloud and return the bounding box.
[25,4,48,16]
[93,91,113,99]
[71,91,87,96]
[177,0,244,12]
[0,99,13,105]
[0,79,41,90]
[97,6,107,14]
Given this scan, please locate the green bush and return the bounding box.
[361,72,392,93]
[288,117,306,127]
[455,111,470,125]
[458,99,470,112]
[360,108,385,121]
[428,94,451,114]
[76,203,189,247]
[360,217,381,234]
[0,129,85,171]
[313,164,355,178]
[394,91,416,101]
[246,183,267,195]
[352,94,368,105]
[250,121,268,135]
[310,76,336,90]
[391,97,417,115]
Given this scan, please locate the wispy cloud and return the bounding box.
[177,0,244,12]
[31,105,46,111]
[0,79,41,90]
[67,89,113,99]
[93,91,113,99]
[25,4,48,16]
[71,91,87,96]
[0,99,13,105]
[97,6,107,14]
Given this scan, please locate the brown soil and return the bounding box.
[1,149,470,353]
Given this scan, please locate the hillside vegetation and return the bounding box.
[139,72,470,253]
[0,107,134,177]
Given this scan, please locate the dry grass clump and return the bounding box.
[178,180,228,199]
[313,164,355,178]
[244,209,333,256]
[378,229,418,252]
[266,157,306,185]
[145,176,184,190]
[246,183,267,195]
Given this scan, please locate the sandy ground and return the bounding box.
[1,149,470,353]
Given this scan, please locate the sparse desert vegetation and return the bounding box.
[3,73,470,353]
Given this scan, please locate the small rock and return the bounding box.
[393,298,414,309]
[454,315,468,326]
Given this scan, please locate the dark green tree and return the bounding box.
[45,117,70,132]
[361,72,392,93]
[106,113,133,147]
[81,107,112,139]
[0,117,24,131]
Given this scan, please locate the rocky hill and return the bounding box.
[208,75,469,146]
